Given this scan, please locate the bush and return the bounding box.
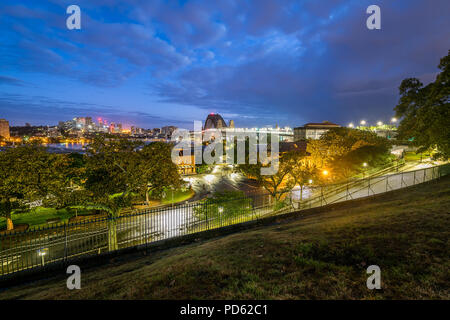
[194,191,253,221]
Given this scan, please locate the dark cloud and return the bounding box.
[0,76,26,87]
[1,0,449,127]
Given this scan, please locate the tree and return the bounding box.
[83,135,181,250]
[239,161,291,203]
[0,144,67,230]
[394,50,450,159]
[139,142,181,203]
[288,155,320,201]
[330,145,393,180]
[239,150,306,202]
[307,127,392,181]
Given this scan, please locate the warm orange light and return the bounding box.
[322,170,329,176]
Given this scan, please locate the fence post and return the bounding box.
[64,223,68,262]
[205,201,209,230]
[320,186,322,207]
[346,182,349,201]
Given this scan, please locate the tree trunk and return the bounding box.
[107,214,118,252]
[6,213,14,230]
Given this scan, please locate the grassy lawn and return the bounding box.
[160,188,195,205]
[404,151,432,162]
[0,207,92,230]
[1,176,449,299]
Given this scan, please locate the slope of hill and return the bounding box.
[1,176,449,300]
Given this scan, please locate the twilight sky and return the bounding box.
[0,0,449,129]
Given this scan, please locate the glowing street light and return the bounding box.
[308,179,313,184]
[363,162,368,167]
[322,170,329,176]
[391,117,397,123]
[348,123,354,128]
[377,121,383,126]
[38,248,48,266]
[360,120,366,126]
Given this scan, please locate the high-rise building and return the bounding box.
[0,119,10,140]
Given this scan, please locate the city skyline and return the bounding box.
[1,0,449,129]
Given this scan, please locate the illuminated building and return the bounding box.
[0,119,10,140]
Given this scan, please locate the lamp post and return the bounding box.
[38,248,48,266]
[362,162,368,178]
[322,170,330,184]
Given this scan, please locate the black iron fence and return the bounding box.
[1,163,449,277]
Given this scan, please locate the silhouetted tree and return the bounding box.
[394,50,450,159]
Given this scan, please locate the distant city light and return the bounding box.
[391,117,397,123]
[360,120,366,125]
[348,123,354,128]
[377,121,383,126]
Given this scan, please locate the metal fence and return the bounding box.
[1,163,449,277]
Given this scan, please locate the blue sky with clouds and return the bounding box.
[0,0,449,129]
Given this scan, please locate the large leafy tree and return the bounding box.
[139,142,182,203]
[0,145,70,230]
[307,127,391,179]
[394,50,450,158]
[83,136,181,250]
[287,152,320,201]
[85,137,181,207]
[239,150,305,202]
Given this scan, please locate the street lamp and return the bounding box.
[360,120,366,126]
[362,162,368,178]
[308,179,313,184]
[348,123,354,128]
[322,170,329,176]
[38,248,48,266]
[391,117,397,123]
[377,121,383,126]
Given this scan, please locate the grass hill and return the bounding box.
[1,176,449,300]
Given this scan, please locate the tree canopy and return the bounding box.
[394,50,450,159]
[0,144,71,230]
